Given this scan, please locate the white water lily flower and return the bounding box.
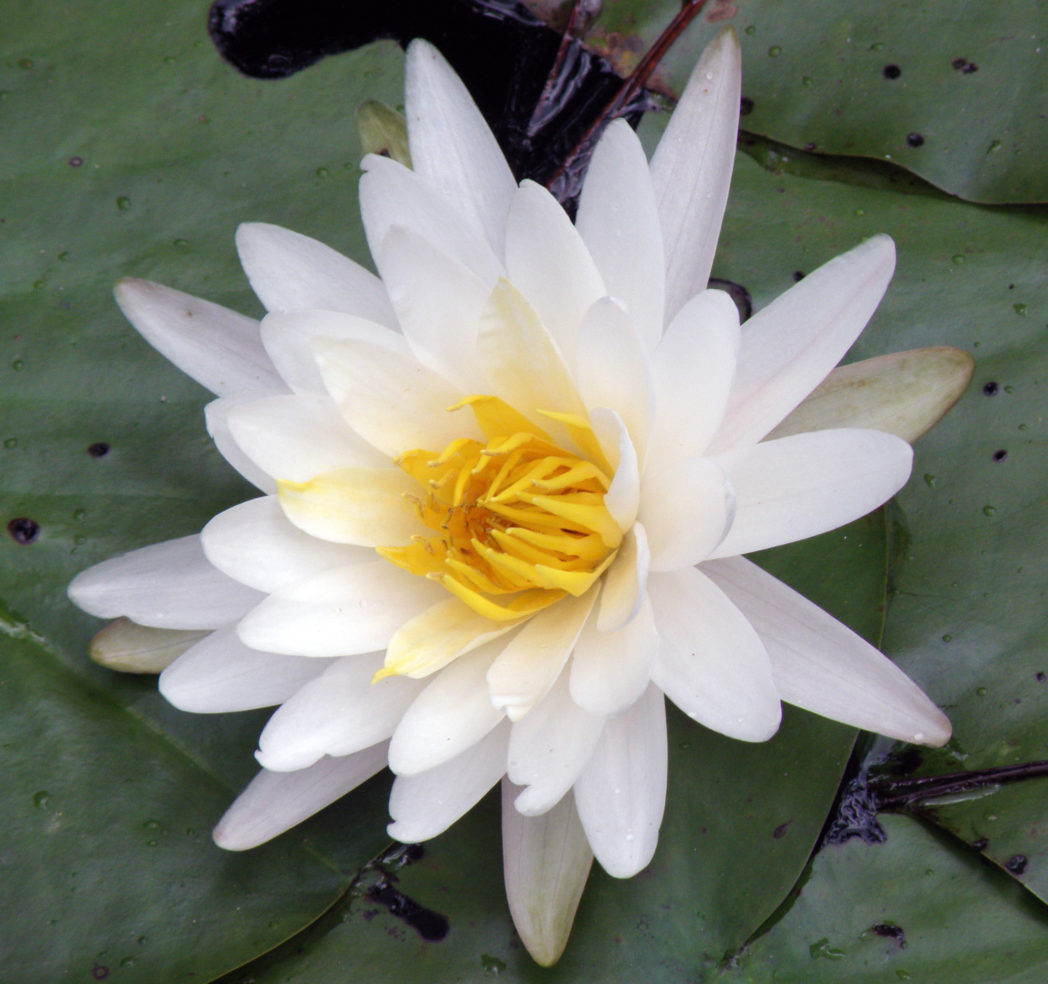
[69,31,952,965]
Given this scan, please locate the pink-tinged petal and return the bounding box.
[573,684,667,878]
[387,721,510,842]
[213,743,389,850]
[571,592,657,717]
[648,567,781,741]
[710,235,897,453]
[501,781,593,967]
[235,222,396,325]
[388,644,505,776]
[237,558,444,657]
[502,181,605,367]
[404,39,517,256]
[256,653,423,771]
[576,119,665,350]
[68,535,263,629]
[709,428,912,560]
[596,524,650,632]
[644,289,740,474]
[205,397,278,493]
[704,557,952,746]
[114,279,284,398]
[650,28,741,323]
[160,627,330,712]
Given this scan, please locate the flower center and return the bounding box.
[378,396,622,622]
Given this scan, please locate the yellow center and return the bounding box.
[377,395,622,623]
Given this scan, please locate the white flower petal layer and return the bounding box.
[704,556,952,746]
[237,559,444,657]
[712,234,896,452]
[114,279,284,398]
[387,721,510,842]
[709,428,913,560]
[573,684,667,878]
[236,222,397,325]
[649,567,781,741]
[596,524,650,632]
[256,653,424,771]
[501,782,593,967]
[650,28,741,323]
[160,627,329,712]
[213,743,389,850]
[205,397,278,494]
[89,620,207,674]
[68,535,263,629]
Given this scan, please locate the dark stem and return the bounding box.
[871,760,1048,812]
[527,0,596,136]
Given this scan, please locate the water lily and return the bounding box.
[69,31,953,965]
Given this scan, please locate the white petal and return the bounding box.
[593,408,640,532]
[235,222,397,325]
[487,590,597,719]
[404,39,517,257]
[641,456,734,571]
[711,235,897,452]
[213,744,389,850]
[571,592,657,717]
[376,226,493,390]
[709,428,913,560]
[650,28,741,323]
[314,333,478,459]
[388,644,505,776]
[256,653,423,771]
[576,297,654,459]
[160,627,330,712]
[360,153,503,286]
[507,668,604,815]
[387,721,510,842]
[114,279,284,398]
[205,397,278,494]
[237,558,444,657]
[644,289,740,474]
[648,567,781,741]
[704,556,951,746]
[222,393,387,483]
[596,523,650,632]
[503,180,605,366]
[501,782,593,967]
[576,118,665,350]
[201,496,355,593]
[89,619,208,674]
[68,535,264,629]
[573,684,667,878]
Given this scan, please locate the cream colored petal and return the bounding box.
[89,619,208,674]
[593,408,640,533]
[596,524,650,632]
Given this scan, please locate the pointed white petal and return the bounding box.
[648,567,781,741]
[222,393,387,483]
[205,397,278,494]
[709,428,913,560]
[256,653,423,771]
[235,222,397,325]
[573,684,667,877]
[487,591,597,719]
[69,535,263,629]
[593,408,640,532]
[644,289,740,474]
[501,781,593,967]
[160,627,330,712]
[650,28,741,323]
[711,235,897,452]
[641,456,733,570]
[404,39,517,256]
[387,721,510,842]
[114,279,284,398]
[213,743,389,850]
[360,154,503,286]
[704,556,951,745]
[576,297,654,459]
[237,558,444,657]
[388,644,505,776]
[89,619,208,674]
[507,668,604,815]
[201,496,355,593]
[576,119,665,350]
[596,523,650,632]
[571,592,657,717]
[503,180,606,366]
